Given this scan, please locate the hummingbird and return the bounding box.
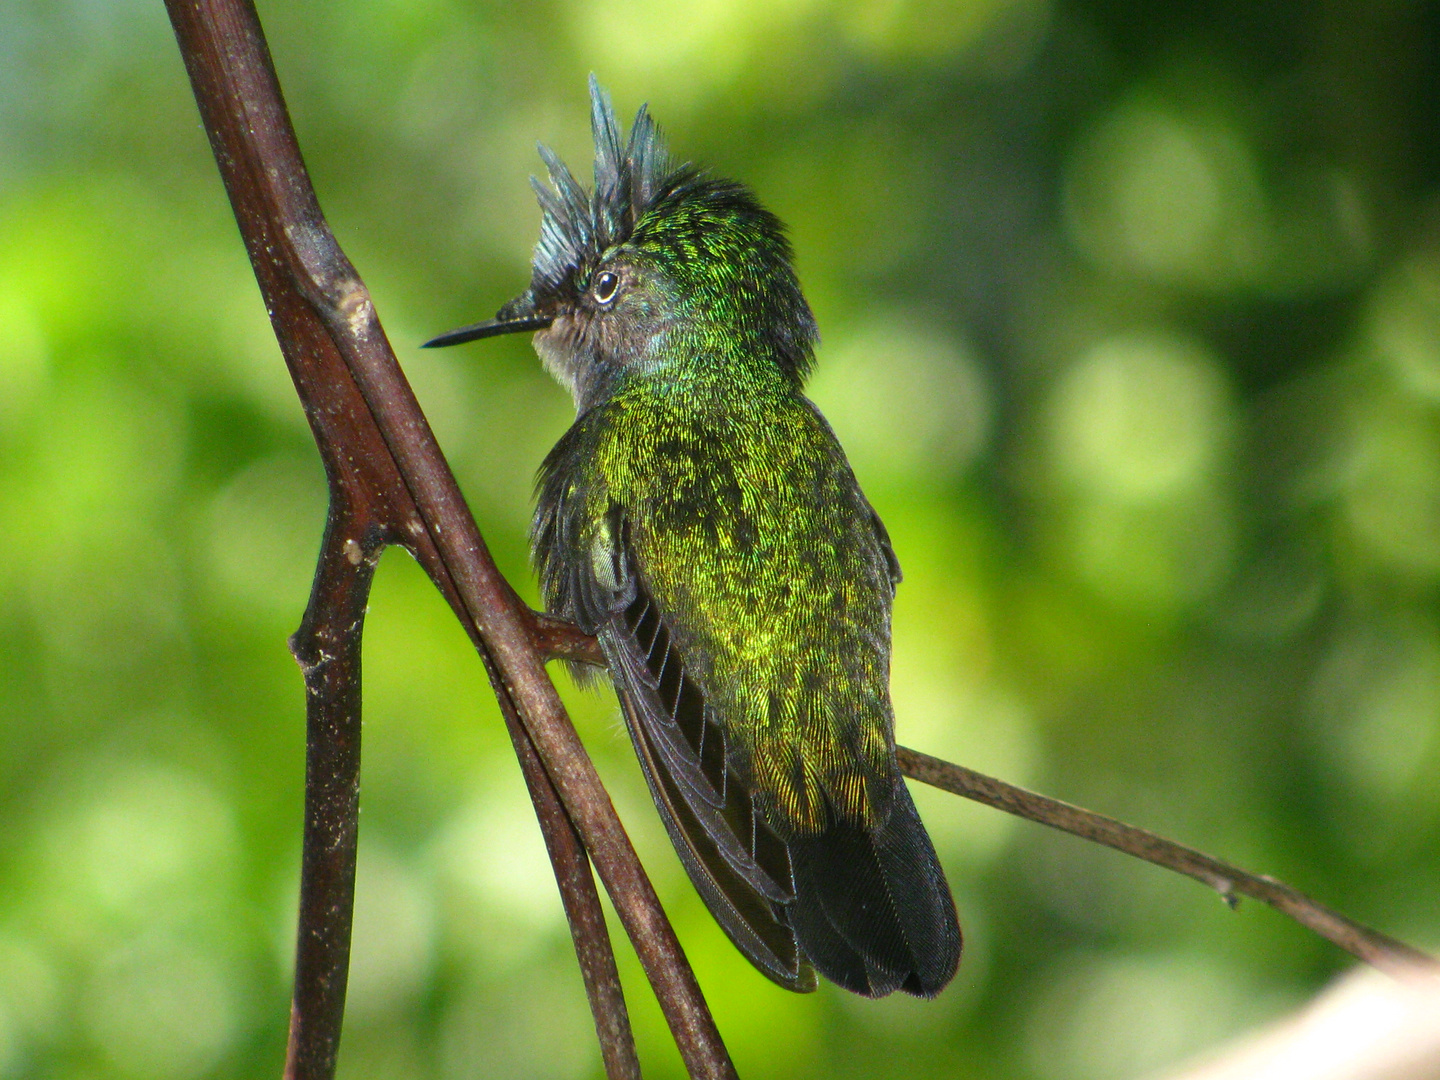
[425,77,961,997]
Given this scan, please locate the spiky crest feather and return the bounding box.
[529,76,678,294]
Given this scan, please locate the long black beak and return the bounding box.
[421,314,553,349]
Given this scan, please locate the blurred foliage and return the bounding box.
[1,0,1438,1077]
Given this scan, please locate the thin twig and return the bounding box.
[897,746,1436,974]
[529,609,608,666]
[165,1,732,1077]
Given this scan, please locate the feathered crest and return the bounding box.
[530,76,677,292]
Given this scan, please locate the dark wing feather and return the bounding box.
[606,587,789,901]
[607,594,726,813]
[533,426,630,635]
[603,573,816,992]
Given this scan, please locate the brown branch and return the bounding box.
[897,746,1437,974]
[529,609,609,666]
[504,611,1438,977]
[164,1,729,1078]
[284,514,381,1080]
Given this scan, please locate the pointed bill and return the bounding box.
[421,314,552,348]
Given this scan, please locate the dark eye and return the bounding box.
[592,270,619,305]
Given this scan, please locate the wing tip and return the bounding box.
[609,654,813,993]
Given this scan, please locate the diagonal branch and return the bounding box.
[504,706,640,1080]
[896,747,1436,974]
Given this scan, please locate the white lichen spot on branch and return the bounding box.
[343,292,373,339]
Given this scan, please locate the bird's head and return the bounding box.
[425,77,817,410]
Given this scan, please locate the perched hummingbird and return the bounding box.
[425,78,961,997]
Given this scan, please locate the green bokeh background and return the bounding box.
[2,1,1439,1077]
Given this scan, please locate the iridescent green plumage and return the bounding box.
[541,374,896,835]
[432,78,961,997]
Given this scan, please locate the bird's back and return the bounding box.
[535,372,960,996]
[602,379,896,832]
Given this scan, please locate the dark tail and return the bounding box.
[786,775,961,997]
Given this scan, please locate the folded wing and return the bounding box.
[602,569,816,991]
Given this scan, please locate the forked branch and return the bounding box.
[165,1,712,1077]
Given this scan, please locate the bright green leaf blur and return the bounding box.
[1,1,1437,1078]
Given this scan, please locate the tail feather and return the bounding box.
[783,884,875,995]
[787,776,961,998]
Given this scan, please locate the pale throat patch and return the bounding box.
[532,321,581,404]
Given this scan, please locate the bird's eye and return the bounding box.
[592,270,619,305]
